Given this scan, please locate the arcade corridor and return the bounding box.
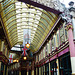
[0,0,75,75]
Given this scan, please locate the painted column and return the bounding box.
[0,62,1,74]
[44,65,45,75]
[3,65,5,75]
[49,62,51,75]
[56,59,60,75]
[27,71,28,75]
[36,67,37,75]
[66,23,75,75]
[31,61,34,75]
[27,63,29,75]
[39,67,41,75]
[19,71,21,75]
[19,63,21,75]
[6,66,8,75]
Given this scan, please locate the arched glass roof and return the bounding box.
[0,0,58,52]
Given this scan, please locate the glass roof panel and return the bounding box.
[1,0,58,52]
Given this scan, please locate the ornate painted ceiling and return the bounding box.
[0,0,59,52]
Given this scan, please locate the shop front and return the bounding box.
[45,63,49,75]
[59,53,72,75]
[50,59,57,75]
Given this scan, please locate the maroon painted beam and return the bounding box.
[18,0,61,14]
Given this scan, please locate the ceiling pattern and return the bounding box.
[0,0,58,52]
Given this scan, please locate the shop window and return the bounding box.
[57,31,60,46]
[3,44,5,54]
[38,55,39,61]
[46,45,48,56]
[65,30,68,40]
[59,54,72,75]
[51,38,55,51]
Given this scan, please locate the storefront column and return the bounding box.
[36,67,37,75]
[6,66,8,75]
[3,65,5,75]
[0,62,1,74]
[27,63,29,75]
[66,23,75,75]
[44,65,45,75]
[31,61,34,75]
[19,71,21,75]
[56,59,60,75]
[49,62,51,75]
[39,67,41,75]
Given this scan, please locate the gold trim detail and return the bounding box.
[65,23,73,31]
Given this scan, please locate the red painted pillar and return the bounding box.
[66,23,75,75]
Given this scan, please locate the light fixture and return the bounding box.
[17,60,19,62]
[25,12,30,48]
[13,59,19,63]
[25,42,30,48]
[23,56,27,60]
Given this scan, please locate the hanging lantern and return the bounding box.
[25,42,30,48]
[23,56,27,60]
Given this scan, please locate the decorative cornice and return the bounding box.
[65,23,73,30]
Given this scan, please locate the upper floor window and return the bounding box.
[46,45,48,56]
[3,44,5,54]
[60,27,65,44]
[51,37,55,51]
[38,55,39,61]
